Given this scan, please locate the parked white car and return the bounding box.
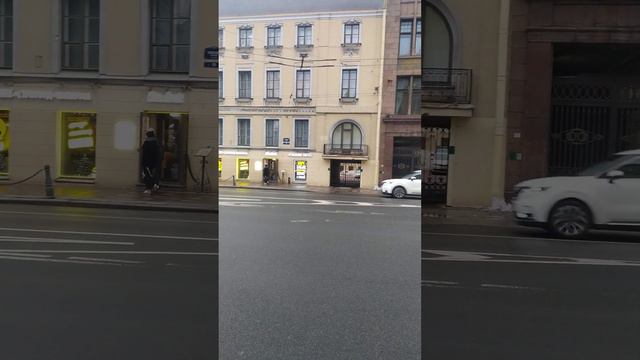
[512,149,640,238]
[380,170,422,199]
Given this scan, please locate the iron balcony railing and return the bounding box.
[323,144,369,156]
[422,68,472,104]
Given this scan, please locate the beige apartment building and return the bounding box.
[380,0,422,182]
[0,0,217,191]
[422,0,510,207]
[218,5,385,189]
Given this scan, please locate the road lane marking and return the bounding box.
[0,235,134,246]
[0,252,51,258]
[423,280,459,285]
[0,227,216,241]
[422,249,640,267]
[0,210,218,224]
[480,283,545,291]
[0,250,218,255]
[0,255,125,266]
[290,220,310,223]
[220,201,420,208]
[67,257,144,264]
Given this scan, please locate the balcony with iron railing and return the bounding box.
[323,144,369,157]
[422,68,472,104]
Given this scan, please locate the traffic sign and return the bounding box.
[204,47,218,60]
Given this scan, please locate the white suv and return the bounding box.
[512,149,640,239]
[380,170,422,199]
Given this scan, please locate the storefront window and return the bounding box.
[60,112,96,178]
[0,111,9,176]
[294,160,307,181]
[238,158,249,179]
[218,158,222,177]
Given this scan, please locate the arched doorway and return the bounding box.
[329,121,364,188]
[331,121,363,151]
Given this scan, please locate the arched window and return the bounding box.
[424,3,452,68]
[331,122,363,149]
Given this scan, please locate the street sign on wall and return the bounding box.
[204,47,219,68]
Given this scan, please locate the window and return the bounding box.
[399,19,412,56]
[238,27,253,48]
[0,111,8,175]
[296,69,311,98]
[294,119,309,148]
[62,0,99,70]
[395,75,421,115]
[150,0,191,73]
[60,112,96,178]
[0,0,12,69]
[266,70,280,99]
[219,70,223,99]
[218,28,223,48]
[237,118,250,146]
[341,69,357,99]
[265,119,279,147]
[343,23,360,45]
[266,26,281,47]
[415,19,422,55]
[332,122,363,149]
[297,24,312,46]
[238,158,249,179]
[424,5,452,67]
[238,70,251,99]
[218,118,223,146]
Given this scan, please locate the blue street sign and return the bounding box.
[204,47,218,60]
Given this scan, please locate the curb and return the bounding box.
[219,185,381,196]
[0,197,218,213]
[219,185,312,192]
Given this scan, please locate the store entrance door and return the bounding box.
[422,115,450,204]
[263,158,278,183]
[140,112,189,187]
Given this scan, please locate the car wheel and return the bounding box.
[548,200,592,239]
[392,186,406,199]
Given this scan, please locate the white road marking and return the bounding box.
[67,257,144,264]
[290,220,310,223]
[221,201,420,208]
[0,255,124,266]
[0,249,218,255]
[0,235,134,246]
[0,227,216,241]
[370,212,386,215]
[0,210,217,224]
[423,280,459,285]
[0,252,51,258]
[480,283,544,291]
[423,249,640,267]
[219,197,263,201]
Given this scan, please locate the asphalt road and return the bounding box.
[0,204,217,360]
[422,220,640,360]
[220,188,421,359]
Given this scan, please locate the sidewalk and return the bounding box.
[423,204,516,227]
[219,180,381,196]
[0,182,217,213]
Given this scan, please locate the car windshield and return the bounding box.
[577,155,635,176]
[401,172,419,179]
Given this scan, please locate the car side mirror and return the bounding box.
[605,170,624,183]
[410,177,416,181]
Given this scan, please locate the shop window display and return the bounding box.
[60,112,96,178]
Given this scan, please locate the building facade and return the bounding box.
[379,0,423,182]
[421,0,510,207]
[0,0,217,191]
[505,0,640,198]
[218,6,385,189]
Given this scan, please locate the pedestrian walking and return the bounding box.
[141,128,162,194]
[263,164,270,185]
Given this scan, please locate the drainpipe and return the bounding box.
[373,3,387,189]
[490,0,511,210]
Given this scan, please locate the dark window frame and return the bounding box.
[294,119,309,148]
[62,0,100,71]
[0,0,12,69]
[150,0,191,74]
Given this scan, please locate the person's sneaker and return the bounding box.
[143,189,151,194]
[153,184,160,191]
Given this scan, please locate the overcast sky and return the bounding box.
[220,0,385,17]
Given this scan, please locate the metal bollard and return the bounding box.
[232,175,236,186]
[288,177,291,185]
[44,165,55,198]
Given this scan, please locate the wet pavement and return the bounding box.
[0,182,217,212]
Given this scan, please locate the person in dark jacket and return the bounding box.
[141,128,162,194]
[263,164,270,185]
